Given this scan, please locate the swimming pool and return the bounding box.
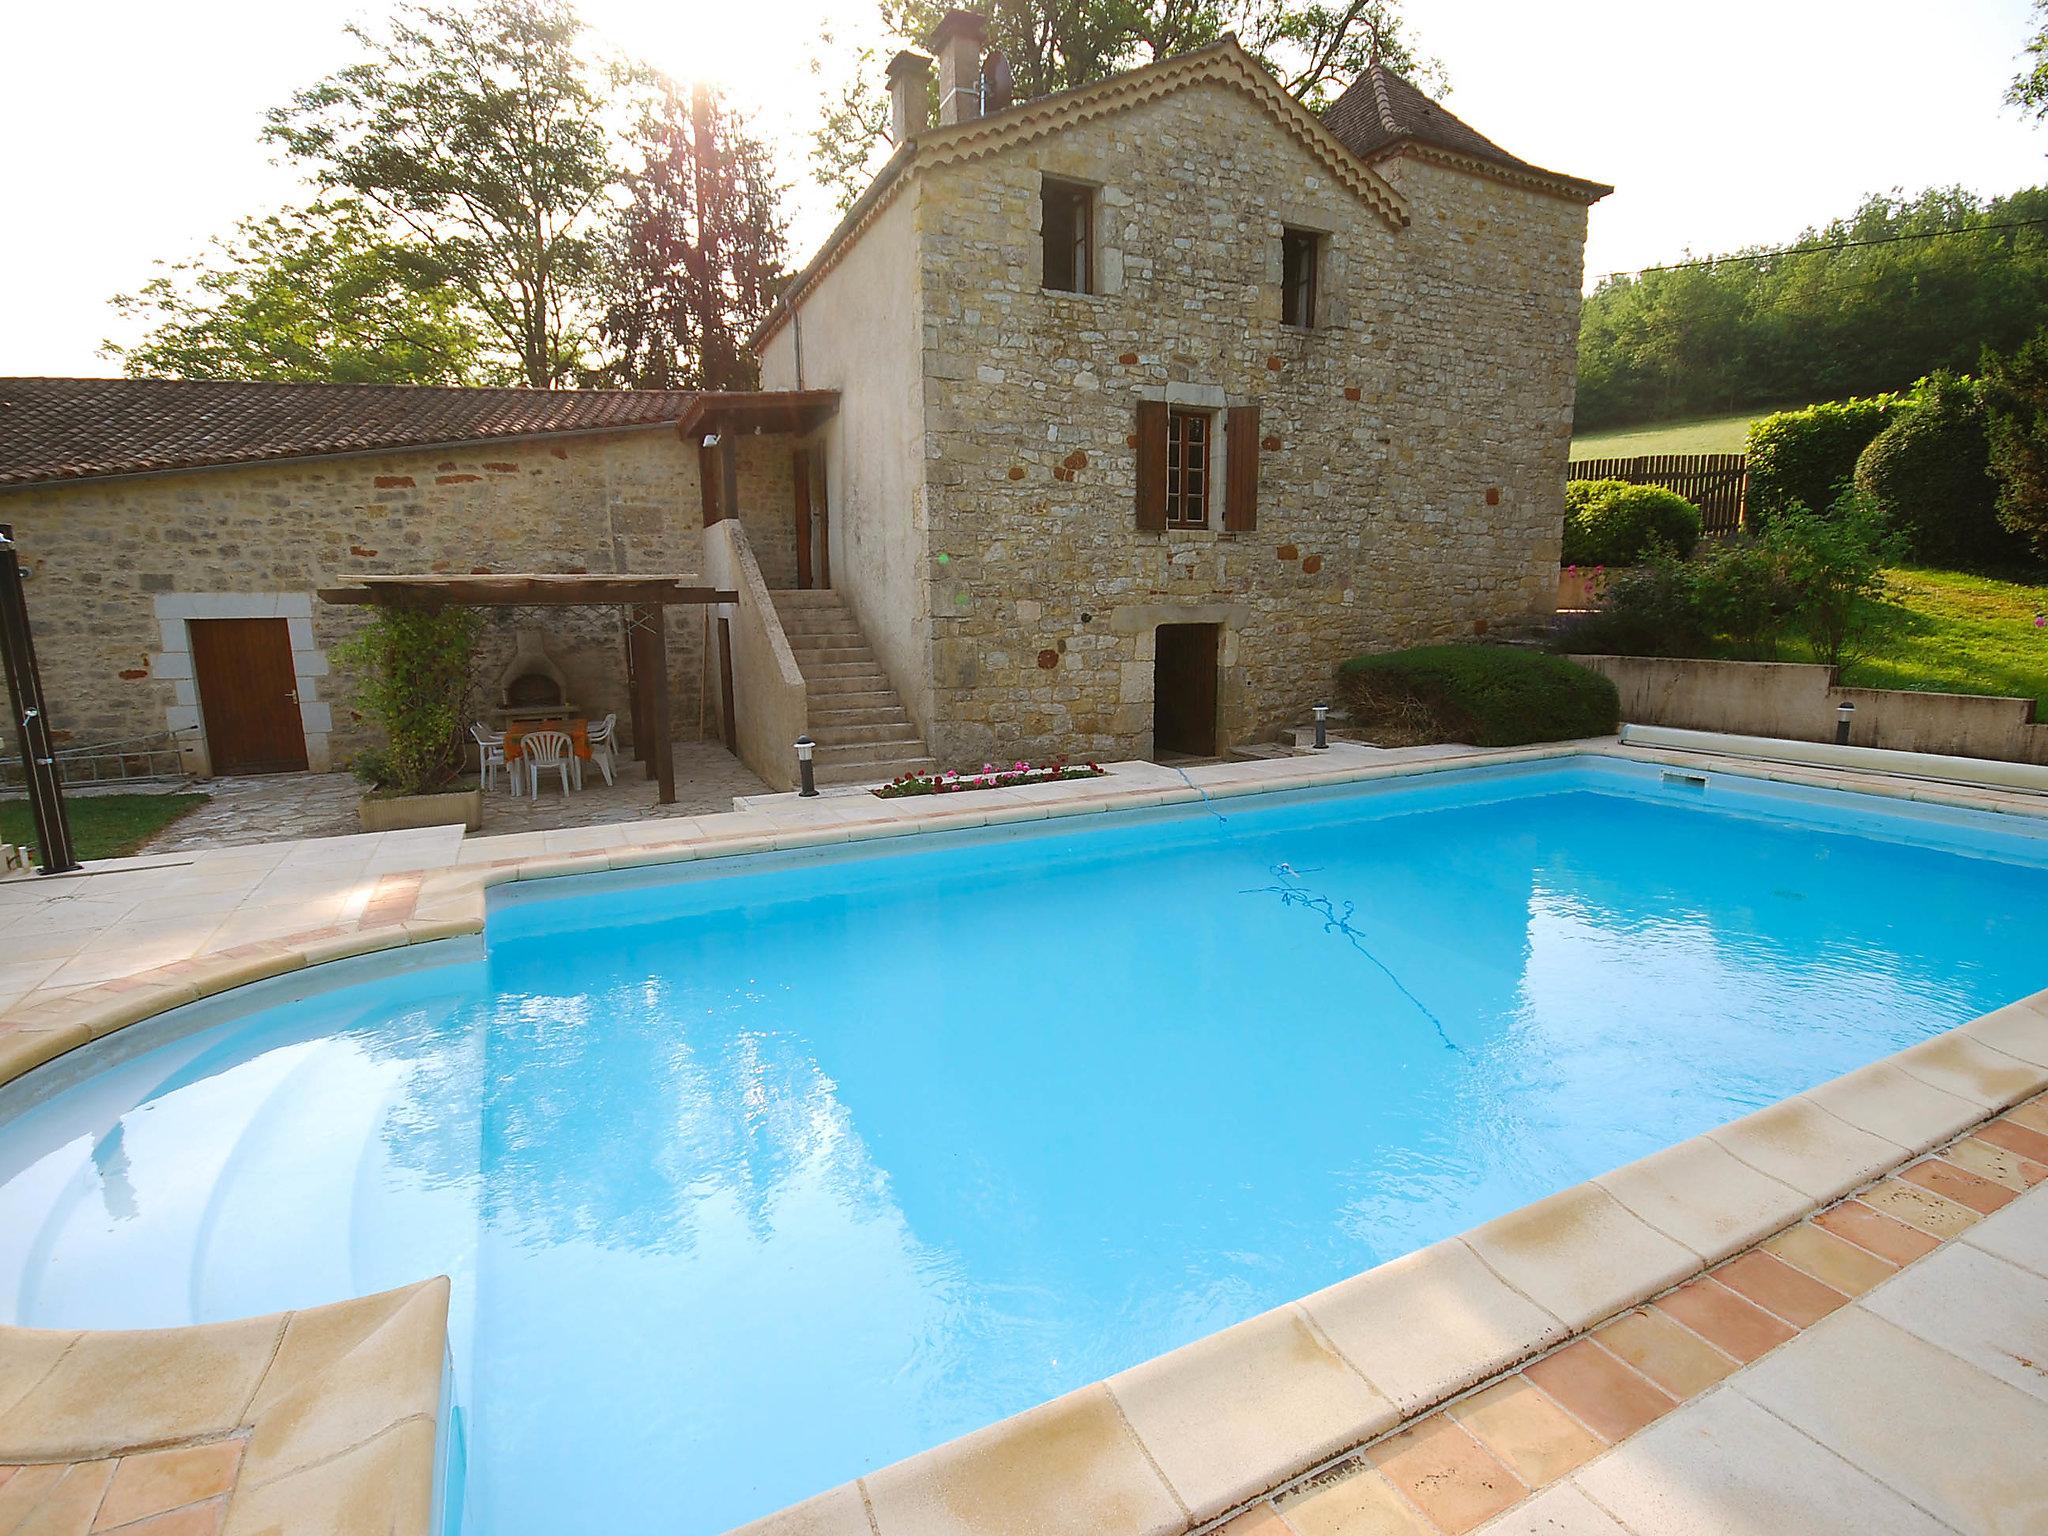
[2,756,2045,1532]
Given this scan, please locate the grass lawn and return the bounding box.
[1840,566,2048,712]
[0,792,207,862]
[1570,409,1765,460]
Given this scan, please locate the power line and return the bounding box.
[1595,213,2048,284]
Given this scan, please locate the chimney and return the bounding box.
[926,9,988,126]
[885,49,932,142]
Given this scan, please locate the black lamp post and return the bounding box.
[1313,703,1330,750]
[795,735,818,797]
[0,525,80,874]
[1834,700,1856,747]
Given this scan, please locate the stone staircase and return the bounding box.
[771,590,938,786]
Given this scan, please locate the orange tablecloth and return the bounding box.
[504,720,591,761]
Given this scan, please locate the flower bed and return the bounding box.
[874,758,1105,798]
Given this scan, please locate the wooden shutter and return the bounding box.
[1225,404,1260,531]
[1135,399,1168,530]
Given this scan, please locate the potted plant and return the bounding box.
[334,607,487,832]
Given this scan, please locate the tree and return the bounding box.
[2010,1,2048,119]
[1984,326,2048,559]
[266,0,616,388]
[810,0,1438,208]
[104,202,494,385]
[600,81,789,391]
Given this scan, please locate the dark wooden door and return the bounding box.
[189,618,308,774]
[1153,623,1219,758]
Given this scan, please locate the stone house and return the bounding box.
[0,25,1605,792]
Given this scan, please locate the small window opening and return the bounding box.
[1281,228,1320,328]
[1042,177,1094,293]
[1166,408,1211,528]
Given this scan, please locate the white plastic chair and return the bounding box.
[585,712,618,787]
[519,729,575,800]
[471,722,517,794]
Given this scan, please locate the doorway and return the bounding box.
[1152,623,1220,758]
[189,618,308,774]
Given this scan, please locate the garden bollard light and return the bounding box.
[796,736,818,797]
[1313,703,1329,750]
[1835,700,1855,747]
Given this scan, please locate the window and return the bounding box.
[1042,177,1094,293]
[1281,227,1320,328]
[1166,408,1211,528]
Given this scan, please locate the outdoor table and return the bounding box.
[503,719,592,762]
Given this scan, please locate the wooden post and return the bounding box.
[649,607,674,804]
[626,605,652,767]
[793,449,814,590]
[720,436,740,534]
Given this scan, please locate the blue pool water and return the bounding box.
[2,757,2046,1532]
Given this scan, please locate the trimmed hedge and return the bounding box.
[1746,395,1897,529]
[1337,645,1620,747]
[1562,481,1703,565]
[1853,372,2021,568]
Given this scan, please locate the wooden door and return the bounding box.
[189,618,308,774]
[1152,623,1219,758]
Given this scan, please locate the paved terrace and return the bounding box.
[1,738,2046,1536]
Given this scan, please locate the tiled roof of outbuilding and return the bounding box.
[0,377,700,489]
[1321,65,1611,201]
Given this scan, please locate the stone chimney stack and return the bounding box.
[885,50,932,142]
[926,9,988,126]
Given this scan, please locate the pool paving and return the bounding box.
[2,737,2047,1536]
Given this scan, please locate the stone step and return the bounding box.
[781,618,864,640]
[814,754,939,787]
[788,643,876,665]
[770,588,844,608]
[803,662,892,684]
[809,704,913,730]
[809,722,926,748]
[805,686,902,709]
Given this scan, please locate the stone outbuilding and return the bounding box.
[0,31,1605,790]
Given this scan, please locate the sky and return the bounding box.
[6,0,2046,377]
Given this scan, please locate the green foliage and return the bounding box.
[105,202,495,384]
[265,0,617,389]
[810,0,1440,208]
[1555,554,1714,659]
[2010,0,2048,119]
[1561,481,1702,565]
[1852,372,2019,568]
[1760,490,1905,669]
[600,81,789,391]
[1337,645,1619,747]
[1577,185,2048,432]
[1983,326,2048,560]
[1562,492,1902,669]
[332,608,484,796]
[1746,395,1898,531]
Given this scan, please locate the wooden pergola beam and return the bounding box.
[318,575,736,609]
[317,573,726,805]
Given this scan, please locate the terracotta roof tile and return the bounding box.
[1322,66,1609,200]
[0,377,700,489]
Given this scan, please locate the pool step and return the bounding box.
[772,589,937,787]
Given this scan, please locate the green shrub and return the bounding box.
[1689,537,1795,658]
[1984,325,2048,560]
[332,607,483,796]
[1852,372,2018,567]
[1562,481,1703,565]
[1746,395,1898,530]
[1337,645,1620,746]
[1555,554,1714,658]
[1761,488,1904,668]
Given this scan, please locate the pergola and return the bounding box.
[318,573,737,805]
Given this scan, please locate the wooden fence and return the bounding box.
[1568,453,1747,534]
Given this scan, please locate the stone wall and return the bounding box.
[0,427,771,773]
[1575,655,2048,765]
[906,83,1589,765]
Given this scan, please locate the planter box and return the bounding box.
[1557,565,1623,611]
[357,787,482,833]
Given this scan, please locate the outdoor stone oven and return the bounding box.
[494,627,577,724]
